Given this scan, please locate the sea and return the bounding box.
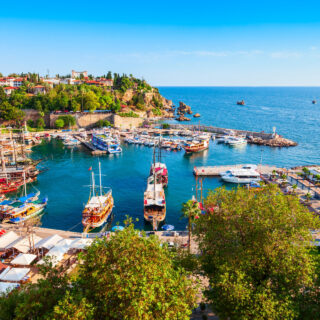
[27,87,320,232]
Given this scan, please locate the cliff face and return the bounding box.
[116,88,174,119]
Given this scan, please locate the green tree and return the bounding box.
[77,223,197,319]
[106,71,112,79]
[182,199,201,252]
[51,291,95,320]
[0,101,25,121]
[55,118,64,129]
[36,117,45,129]
[83,91,99,112]
[58,115,76,128]
[194,184,320,320]
[0,86,6,104]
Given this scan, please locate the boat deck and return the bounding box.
[74,135,107,155]
[194,164,280,176]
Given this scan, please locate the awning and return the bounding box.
[0,231,20,251]
[11,253,37,265]
[35,234,63,250]
[0,267,30,282]
[0,282,19,294]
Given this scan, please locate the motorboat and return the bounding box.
[220,165,260,184]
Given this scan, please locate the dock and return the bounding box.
[194,164,280,176]
[74,135,107,155]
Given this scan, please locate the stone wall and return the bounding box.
[168,124,275,139]
[112,114,143,129]
[49,113,113,129]
[49,112,143,129]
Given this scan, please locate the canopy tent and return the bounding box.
[11,253,37,266]
[0,231,20,251]
[47,245,69,257]
[37,252,64,267]
[70,238,93,250]
[0,282,19,294]
[35,234,63,250]
[10,235,42,253]
[56,238,73,249]
[0,267,30,282]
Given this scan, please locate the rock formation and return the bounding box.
[176,115,191,121]
[177,102,192,115]
[193,113,201,118]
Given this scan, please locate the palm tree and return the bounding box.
[306,192,312,204]
[182,199,201,252]
[302,167,311,180]
[292,184,298,195]
[280,173,287,187]
[315,174,320,186]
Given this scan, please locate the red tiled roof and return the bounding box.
[34,85,45,88]
[4,86,18,90]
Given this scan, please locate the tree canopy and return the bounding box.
[194,184,320,320]
[0,223,197,320]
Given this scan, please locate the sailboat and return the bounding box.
[144,146,166,230]
[1,172,47,223]
[82,161,114,233]
[149,137,168,187]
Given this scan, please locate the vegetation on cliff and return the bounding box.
[0,72,171,123]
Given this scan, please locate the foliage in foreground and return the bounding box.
[0,224,197,320]
[194,184,320,320]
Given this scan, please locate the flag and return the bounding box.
[88,167,92,171]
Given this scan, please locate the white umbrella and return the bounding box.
[11,253,37,265]
[0,282,19,294]
[0,267,30,282]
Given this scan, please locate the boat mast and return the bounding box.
[153,146,156,200]
[91,171,95,197]
[23,171,27,197]
[0,147,7,184]
[99,161,102,196]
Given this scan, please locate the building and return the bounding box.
[98,78,114,87]
[0,77,25,88]
[3,87,18,95]
[71,70,88,79]
[33,85,47,94]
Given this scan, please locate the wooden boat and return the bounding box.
[82,162,114,233]
[144,177,166,230]
[183,136,209,154]
[237,100,245,105]
[144,146,166,230]
[149,140,168,187]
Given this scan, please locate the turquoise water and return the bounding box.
[29,87,320,232]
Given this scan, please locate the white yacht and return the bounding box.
[225,136,247,146]
[220,164,260,184]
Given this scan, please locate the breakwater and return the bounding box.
[167,124,297,147]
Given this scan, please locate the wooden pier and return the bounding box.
[194,164,280,176]
[74,135,107,155]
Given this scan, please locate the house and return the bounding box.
[3,86,18,95]
[33,85,47,94]
[98,78,113,87]
[71,70,88,79]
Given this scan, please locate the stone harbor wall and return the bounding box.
[49,112,143,129]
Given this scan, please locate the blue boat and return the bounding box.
[92,134,122,154]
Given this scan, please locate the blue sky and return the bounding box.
[1,0,320,86]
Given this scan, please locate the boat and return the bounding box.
[63,138,81,146]
[312,100,317,104]
[1,173,47,223]
[144,177,166,230]
[183,135,209,153]
[225,136,247,146]
[144,147,166,230]
[149,141,168,187]
[82,162,114,232]
[220,165,260,184]
[92,134,122,154]
[237,100,245,105]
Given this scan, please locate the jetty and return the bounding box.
[74,135,107,155]
[194,164,279,176]
[167,124,297,147]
